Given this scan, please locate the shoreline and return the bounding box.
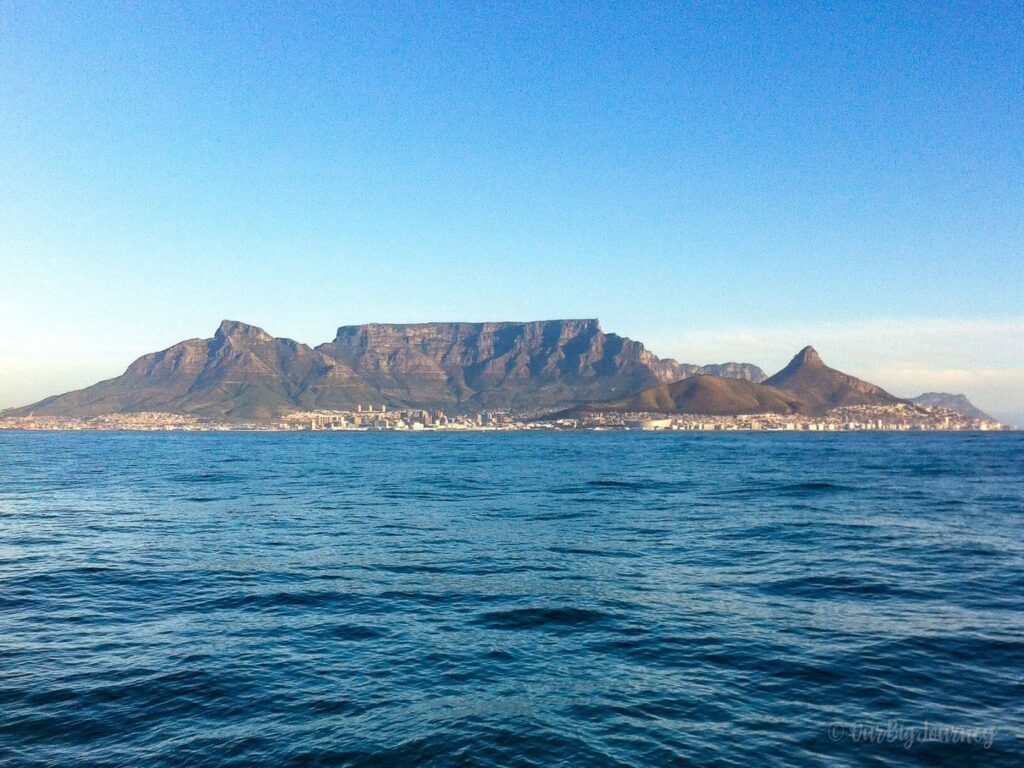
[0,426,1016,434]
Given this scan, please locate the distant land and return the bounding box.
[910,392,995,422]
[0,319,995,424]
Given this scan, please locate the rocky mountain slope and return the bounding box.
[9,321,380,421]
[762,347,901,414]
[317,320,764,411]
[696,362,767,382]
[580,375,807,416]
[5,319,765,420]
[572,346,903,417]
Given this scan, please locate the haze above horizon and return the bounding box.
[1,2,1021,421]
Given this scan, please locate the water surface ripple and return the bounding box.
[1,432,1021,767]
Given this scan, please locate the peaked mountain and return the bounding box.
[762,346,901,414]
[5,319,766,421]
[8,321,379,421]
[576,375,807,416]
[911,392,993,421]
[567,346,903,417]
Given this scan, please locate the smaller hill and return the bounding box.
[763,347,901,414]
[578,375,808,416]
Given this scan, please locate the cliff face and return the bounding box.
[316,320,698,411]
[696,362,766,382]
[11,321,380,421]
[6,319,767,420]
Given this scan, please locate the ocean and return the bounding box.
[0,432,1021,767]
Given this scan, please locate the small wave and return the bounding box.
[760,574,914,598]
[377,589,463,605]
[780,481,858,492]
[472,606,615,630]
[167,472,241,484]
[586,479,648,490]
[313,623,388,642]
[198,589,364,613]
[547,545,636,558]
[375,564,452,574]
[708,481,857,498]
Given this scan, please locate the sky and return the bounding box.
[1,1,1022,422]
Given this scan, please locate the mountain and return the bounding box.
[567,346,902,417]
[5,319,765,421]
[315,320,769,412]
[911,392,994,421]
[575,375,807,416]
[762,346,902,414]
[316,319,686,411]
[696,362,766,382]
[7,321,380,421]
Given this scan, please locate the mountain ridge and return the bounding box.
[569,346,906,417]
[4,319,765,421]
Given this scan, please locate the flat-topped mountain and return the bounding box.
[5,319,764,421]
[317,319,685,411]
[316,320,764,411]
[911,392,993,421]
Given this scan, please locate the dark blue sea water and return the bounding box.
[0,432,1021,767]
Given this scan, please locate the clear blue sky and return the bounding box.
[1,1,1022,419]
